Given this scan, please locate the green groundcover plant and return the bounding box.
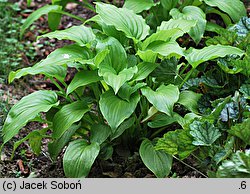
[1,0,250,178]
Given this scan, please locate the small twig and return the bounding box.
[173,155,208,178]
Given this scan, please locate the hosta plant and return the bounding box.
[0,1,247,177]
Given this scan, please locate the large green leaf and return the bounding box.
[216,150,250,178]
[133,62,158,81]
[145,41,185,58]
[189,120,221,146]
[156,131,178,155]
[148,114,177,128]
[203,0,246,23]
[10,44,92,83]
[137,50,157,63]
[52,101,90,139]
[158,19,197,33]
[185,45,244,68]
[99,90,140,130]
[39,25,96,47]
[48,123,81,161]
[123,0,155,13]
[20,5,62,37]
[95,2,150,41]
[9,64,67,83]
[118,82,146,101]
[2,90,59,144]
[96,37,127,73]
[35,44,92,67]
[139,139,172,178]
[90,124,111,145]
[177,129,197,159]
[141,84,179,116]
[89,15,127,43]
[175,112,200,129]
[63,140,100,178]
[99,65,138,94]
[229,119,250,145]
[170,6,206,44]
[142,29,184,50]
[178,90,202,113]
[110,117,135,140]
[156,129,196,159]
[66,70,101,95]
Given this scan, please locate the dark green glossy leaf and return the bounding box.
[48,123,81,161]
[110,117,135,140]
[140,139,172,178]
[178,90,202,113]
[96,37,127,73]
[148,114,177,128]
[52,101,90,139]
[67,70,101,95]
[141,84,179,116]
[118,82,146,101]
[90,124,111,145]
[133,62,158,81]
[99,65,137,94]
[63,140,100,178]
[170,6,206,44]
[99,90,140,130]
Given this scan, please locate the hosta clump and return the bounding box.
[0,1,247,178]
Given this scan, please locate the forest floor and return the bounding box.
[0,0,249,178]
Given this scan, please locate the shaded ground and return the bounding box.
[1,0,250,178]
